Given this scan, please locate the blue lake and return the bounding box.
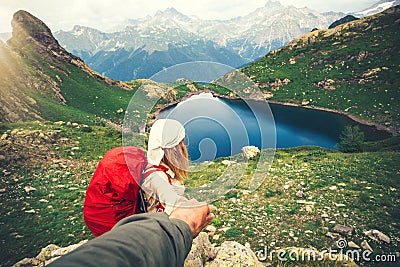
[158,93,390,161]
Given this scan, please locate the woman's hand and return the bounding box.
[169,199,214,238]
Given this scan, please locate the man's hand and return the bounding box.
[169,199,214,238]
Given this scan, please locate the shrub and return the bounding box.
[224,190,239,199]
[358,192,370,204]
[337,126,364,152]
[264,189,282,198]
[225,227,240,238]
[210,218,222,227]
[81,125,93,132]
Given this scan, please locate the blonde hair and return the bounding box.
[161,140,188,182]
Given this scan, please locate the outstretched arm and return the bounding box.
[48,200,213,267]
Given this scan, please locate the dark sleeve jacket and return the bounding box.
[48,212,193,267]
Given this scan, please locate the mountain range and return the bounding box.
[352,0,400,17]
[52,0,400,81]
[54,0,345,81]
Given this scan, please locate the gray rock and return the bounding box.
[221,160,236,166]
[24,186,37,193]
[205,225,217,235]
[326,231,342,240]
[332,224,353,235]
[347,241,360,249]
[185,232,217,267]
[12,241,88,267]
[364,229,390,243]
[50,240,88,258]
[296,190,305,198]
[12,258,42,267]
[241,146,260,160]
[185,243,205,267]
[360,240,373,252]
[204,241,263,267]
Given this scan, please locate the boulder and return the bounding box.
[360,240,373,252]
[11,258,41,267]
[204,241,263,267]
[326,231,342,240]
[24,186,37,193]
[347,241,360,249]
[332,224,353,236]
[12,241,88,267]
[185,232,217,267]
[316,78,336,90]
[221,160,236,166]
[241,146,260,159]
[295,190,305,198]
[205,225,217,236]
[263,91,274,99]
[364,229,390,243]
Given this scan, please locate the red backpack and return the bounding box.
[83,146,169,237]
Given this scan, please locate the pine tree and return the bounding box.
[337,125,365,152]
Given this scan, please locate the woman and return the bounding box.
[84,119,189,237]
[142,119,189,215]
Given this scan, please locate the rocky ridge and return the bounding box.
[0,10,135,124]
[8,10,129,90]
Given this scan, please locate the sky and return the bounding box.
[0,0,378,33]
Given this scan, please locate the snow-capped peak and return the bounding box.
[353,0,400,17]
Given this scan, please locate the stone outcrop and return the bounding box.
[204,241,263,267]
[0,41,45,122]
[185,232,217,266]
[12,240,88,267]
[13,233,264,267]
[140,80,171,99]
[8,10,60,51]
[316,78,336,90]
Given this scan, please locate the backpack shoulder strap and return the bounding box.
[143,165,172,184]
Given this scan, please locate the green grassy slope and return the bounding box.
[242,6,400,133]
[24,50,137,125]
[0,122,398,266]
[1,10,139,125]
